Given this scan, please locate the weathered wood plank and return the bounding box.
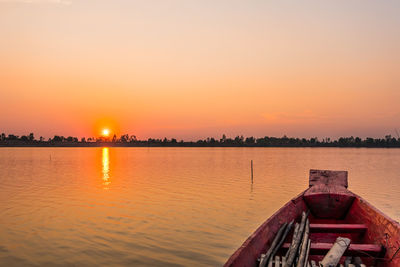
[320,237,351,267]
[309,169,348,188]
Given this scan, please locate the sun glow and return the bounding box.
[102,129,110,137]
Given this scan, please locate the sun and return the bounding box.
[102,129,110,137]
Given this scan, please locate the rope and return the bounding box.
[389,246,400,262]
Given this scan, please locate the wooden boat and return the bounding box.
[224,170,400,267]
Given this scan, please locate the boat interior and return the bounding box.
[277,170,399,266]
[224,169,400,267]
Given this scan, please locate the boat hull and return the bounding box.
[224,170,400,267]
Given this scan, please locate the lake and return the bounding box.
[0,148,399,266]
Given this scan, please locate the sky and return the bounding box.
[0,0,399,140]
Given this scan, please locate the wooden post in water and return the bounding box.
[251,160,253,183]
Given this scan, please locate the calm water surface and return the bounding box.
[1,148,400,266]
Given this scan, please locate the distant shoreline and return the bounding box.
[2,134,400,148]
[1,142,399,148]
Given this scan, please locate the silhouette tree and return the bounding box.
[245,137,255,144]
[52,135,63,142]
[8,134,18,140]
[220,134,227,143]
[120,134,129,143]
[129,135,137,142]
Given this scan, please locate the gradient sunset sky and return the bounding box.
[1,0,399,140]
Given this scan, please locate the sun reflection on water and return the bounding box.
[102,147,110,188]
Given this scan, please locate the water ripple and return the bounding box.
[0,147,399,266]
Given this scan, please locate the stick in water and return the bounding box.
[251,160,253,183]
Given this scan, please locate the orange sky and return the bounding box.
[0,1,399,140]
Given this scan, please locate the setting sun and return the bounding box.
[102,129,110,137]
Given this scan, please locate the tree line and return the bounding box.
[1,132,400,147]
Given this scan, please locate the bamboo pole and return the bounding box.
[285,212,308,267]
[272,221,294,255]
[259,223,288,267]
[304,239,311,267]
[296,219,310,267]
[274,256,280,267]
[267,220,294,266]
[285,223,300,259]
[282,256,286,267]
[267,260,273,267]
